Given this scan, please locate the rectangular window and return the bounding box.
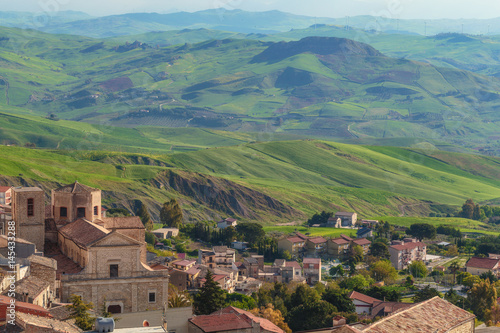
[60,207,68,217]
[27,198,34,216]
[149,292,156,303]
[77,207,86,218]
[110,264,119,278]
[94,206,98,215]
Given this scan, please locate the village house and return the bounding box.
[188,306,284,333]
[277,234,307,257]
[217,218,238,229]
[213,246,236,268]
[348,291,381,315]
[466,257,500,276]
[356,227,373,239]
[328,237,351,260]
[306,236,328,257]
[388,238,426,270]
[334,212,357,227]
[352,238,371,254]
[303,257,321,284]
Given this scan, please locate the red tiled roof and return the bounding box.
[348,291,380,305]
[353,238,371,246]
[331,237,350,245]
[149,263,169,270]
[44,244,83,278]
[303,258,321,264]
[59,219,109,248]
[308,236,327,244]
[0,186,11,192]
[54,181,99,193]
[364,297,475,333]
[101,216,144,229]
[390,242,426,251]
[0,296,51,317]
[285,261,301,269]
[190,312,252,332]
[219,306,284,333]
[286,236,305,243]
[295,232,309,240]
[466,257,500,270]
[341,234,353,241]
[173,260,196,267]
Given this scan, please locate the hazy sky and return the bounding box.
[3,0,500,19]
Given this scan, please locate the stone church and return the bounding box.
[9,181,168,314]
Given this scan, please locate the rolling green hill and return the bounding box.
[0,137,499,225]
[1,27,500,154]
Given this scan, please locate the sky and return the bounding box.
[3,0,500,20]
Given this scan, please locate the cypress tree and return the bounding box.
[193,270,226,315]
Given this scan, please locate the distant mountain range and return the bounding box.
[3,9,500,37]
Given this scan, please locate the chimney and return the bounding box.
[332,316,346,326]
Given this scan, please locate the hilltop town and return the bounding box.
[0,182,498,332]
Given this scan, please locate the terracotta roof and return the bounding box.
[0,235,33,246]
[390,242,426,251]
[213,246,230,253]
[307,236,327,244]
[190,312,252,332]
[285,236,305,243]
[16,312,82,333]
[295,232,309,240]
[185,267,201,276]
[173,260,196,267]
[285,261,302,269]
[333,326,364,333]
[348,291,380,305]
[54,181,99,193]
[225,218,237,223]
[341,234,353,241]
[353,238,371,246]
[364,297,475,333]
[218,306,284,333]
[28,254,57,270]
[466,257,500,270]
[331,237,350,245]
[12,276,49,298]
[303,258,321,264]
[274,259,286,267]
[101,216,144,229]
[44,244,83,278]
[59,219,109,248]
[0,186,11,192]
[0,295,51,317]
[149,263,169,270]
[48,305,73,321]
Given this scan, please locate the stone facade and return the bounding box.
[61,232,168,313]
[11,187,45,251]
[51,181,101,224]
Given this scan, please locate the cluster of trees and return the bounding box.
[436,225,462,238]
[306,211,332,226]
[459,199,500,221]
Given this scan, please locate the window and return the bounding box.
[77,207,85,218]
[60,207,68,217]
[27,198,34,216]
[149,292,156,303]
[94,206,98,215]
[110,264,119,278]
